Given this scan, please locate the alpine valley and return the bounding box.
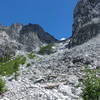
[0,0,100,100]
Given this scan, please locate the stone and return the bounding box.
[69,0,100,47]
[0,23,58,57]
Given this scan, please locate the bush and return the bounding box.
[0,56,26,76]
[38,44,53,55]
[0,54,12,63]
[81,68,100,100]
[27,52,36,59]
[0,78,5,94]
[26,63,31,67]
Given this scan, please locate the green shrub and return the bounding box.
[27,52,36,59]
[0,78,5,94]
[38,44,54,55]
[81,68,100,100]
[19,56,26,65]
[26,63,31,67]
[0,56,26,76]
[0,54,12,63]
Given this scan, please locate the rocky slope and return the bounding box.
[0,0,100,100]
[1,33,100,100]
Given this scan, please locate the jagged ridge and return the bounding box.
[0,23,58,56]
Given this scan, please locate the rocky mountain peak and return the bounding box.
[10,23,23,30]
[0,23,58,56]
[19,24,58,51]
[21,24,45,33]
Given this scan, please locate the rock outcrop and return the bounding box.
[0,30,17,58]
[69,0,100,47]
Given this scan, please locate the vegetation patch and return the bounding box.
[0,54,13,64]
[27,52,36,59]
[38,44,54,55]
[0,78,5,94]
[26,63,31,67]
[81,68,100,100]
[0,56,26,76]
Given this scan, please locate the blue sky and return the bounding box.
[0,0,78,40]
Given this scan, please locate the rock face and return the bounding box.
[0,30,17,58]
[18,24,58,51]
[0,24,57,56]
[70,0,100,47]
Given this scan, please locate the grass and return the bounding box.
[38,44,54,55]
[0,56,26,76]
[0,78,5,94]
[27,52,36,59]
[81,68,100,100]
[0,55,12,65]
[26,63,31,67]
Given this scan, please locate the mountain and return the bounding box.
[69,0,100,47]
[19,24,58,51]
[0,0,100,100]
[0,23,57,57]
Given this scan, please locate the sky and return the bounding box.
[0,0,78,40]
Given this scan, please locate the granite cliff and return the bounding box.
[70,0,100,47]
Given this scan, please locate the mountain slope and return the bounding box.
[0,23,58,56]
[0,0,100,100]
[1,33,100,100]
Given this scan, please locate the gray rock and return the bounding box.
[18,24,58,51]
[0,23,58,57]
[69,0,100,47]
[1,0,100,100]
